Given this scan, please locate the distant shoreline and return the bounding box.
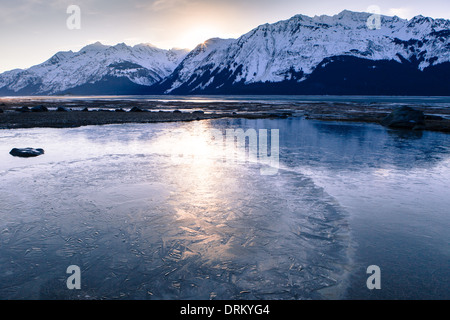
[1,99,450,132]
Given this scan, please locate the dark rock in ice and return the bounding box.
[129,106,144,112]
[82,107,89,112]
[268,113,291,118]
[115,108,126,112]
[17,106,31,113]
[192,110,204,115]
[173,110,182,113]
[381,106,425,130]
[10,148,45,158]
[31,105,48,112]
[56,106,69,112]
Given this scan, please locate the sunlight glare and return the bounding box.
[179,26,219,49]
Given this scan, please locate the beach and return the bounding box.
[1,97,450,132]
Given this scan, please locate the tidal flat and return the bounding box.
[0,96,449,300]
[1,96,450,132]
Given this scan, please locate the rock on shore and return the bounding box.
[57,106,69,112]
[31,105,48,112]
[10,148,45,158]
[129,107,144,112]
[381,106,425,130]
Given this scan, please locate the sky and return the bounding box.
[1,0,449,73]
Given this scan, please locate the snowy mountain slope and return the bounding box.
[0,42,188,95]
[0,10,449,96]
[158,10,450,94]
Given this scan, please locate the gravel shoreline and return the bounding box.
[1,99,449,132]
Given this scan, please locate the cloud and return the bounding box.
[387,7,414,19]
[0,0,68,24]
[134,0,190,12]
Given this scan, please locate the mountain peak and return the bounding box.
[134,43,158,49]
[204,38,227,45]
[191,38,232,52]
[337,9,357,16]
[81,41,109,52]
[410,15,433,23]
[113,42,128,49]
[334,10,370,21]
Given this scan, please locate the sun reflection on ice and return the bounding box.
[148,121,251,264]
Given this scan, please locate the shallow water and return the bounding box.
[276,119,450,299]
[4,94,450,106]
[0,118,449,299]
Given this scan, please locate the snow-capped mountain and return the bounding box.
[157,10,450,95]
[1,10,449,96]
[0,42,188,95]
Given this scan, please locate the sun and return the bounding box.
[179,26,218,49]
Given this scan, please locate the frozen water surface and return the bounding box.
[0,117,449,299]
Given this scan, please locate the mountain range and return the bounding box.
[1,10,449,96]
[0,43,188,95]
